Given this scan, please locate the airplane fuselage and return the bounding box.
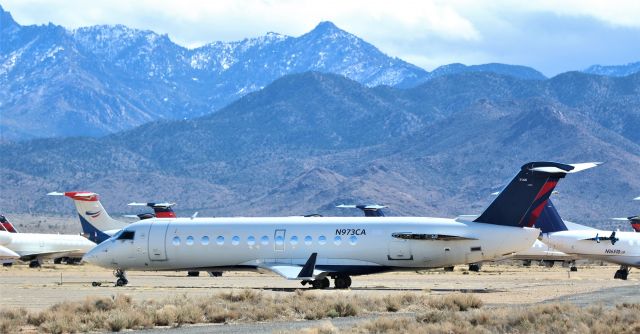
[85,216,540,275]
[541,230,640,267]
[0,231,96,260]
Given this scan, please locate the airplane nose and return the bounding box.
[83,245,108,267]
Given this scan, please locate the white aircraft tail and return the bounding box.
[48,191,128,243]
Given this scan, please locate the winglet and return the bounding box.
[297,253,318,279]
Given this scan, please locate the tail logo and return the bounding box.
[85,210,102,219]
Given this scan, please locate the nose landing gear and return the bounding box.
[114,269,128,286]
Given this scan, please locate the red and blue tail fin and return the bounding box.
[628,216,640,232]
[0,215,18,233]
[474,162,598,228]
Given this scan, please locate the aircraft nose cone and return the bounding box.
[82,245,107,267]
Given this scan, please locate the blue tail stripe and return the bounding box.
[78,214,112,244]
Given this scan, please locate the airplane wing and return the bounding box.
[258,253,326,280]
[392,232,478,241]
[16,249,83,261]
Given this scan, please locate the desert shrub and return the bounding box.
[175,303,205,324]
[428,293,483,311]
[218,289,261,303]
[154,304,178,326]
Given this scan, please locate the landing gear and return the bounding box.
[29,260,41,268]
[302,277,330,289]
[541,260,555,268]
[522,260,532,267]
[54,258,63,264]
[187,271,200,277]
[2,263,12,267]
[443,266,455,272]
[208,271,223,277]
[614,266,629,280]
[114,269,128,286]
[468,263,482,272]
[333,275,352,289]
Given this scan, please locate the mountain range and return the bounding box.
[2,71,640,230]
[1,4,590,142]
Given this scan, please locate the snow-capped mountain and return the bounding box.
[0,5,431,140]
[583,62,640,77]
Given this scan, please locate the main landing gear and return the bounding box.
[614,266,629,280]
[29,260,41,268]
[114,269,129,286]
[301,274,352,289]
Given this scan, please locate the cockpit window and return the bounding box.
[117,230,135,240]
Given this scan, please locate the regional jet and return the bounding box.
[83,161,597,288]
[0,215,96,267]
[537,200,640,280]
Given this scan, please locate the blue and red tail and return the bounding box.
[0,215,18,233]
[474,162,598,228]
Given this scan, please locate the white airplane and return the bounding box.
[82,161,596,287]
[48,191,129,243]
[538,200,640,280]
[0,215,96,267]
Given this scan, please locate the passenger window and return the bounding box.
[349,235,357,245]
[172,236,180,246]
[304,236,312,245]
[318,235,327,245]
[247,236,256,246]
[261,236,269,245]
[275,235,284,245]
[290,236,299,245]
[117,230,135,240]
[216,236,224,245]
[186,236,194,246]
[333,236,342,245]
[201,236,210,245]
[232,236,240,245]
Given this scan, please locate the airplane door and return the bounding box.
[148,221,169,261]
[274,229,286,252]
[388,239,413,260]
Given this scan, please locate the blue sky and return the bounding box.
[3,0,639,76]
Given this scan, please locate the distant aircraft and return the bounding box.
[0,215,18,233]
[83,161,596,287]
[0,215,96,267]
[337,204,386,217]
[127,202,178,219]
[537,200,640,280]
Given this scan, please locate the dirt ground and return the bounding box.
[1,262,638,312]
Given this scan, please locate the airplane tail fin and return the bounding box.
[628,217,640,232]
[474,162,598,228]
[128,202,177,218]
[534,200,569,233]
[0,215,18,233]
[48,191,128,243]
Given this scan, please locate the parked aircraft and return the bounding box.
[0,214,96,267]
[82,161,596,287]
[538,200,640,280]
[48,192,128,243]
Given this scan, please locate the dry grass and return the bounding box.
[1,290,636,333]
[0,290,430,332]
[346,301,640,334]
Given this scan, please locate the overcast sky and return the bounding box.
[3,0,639,76]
